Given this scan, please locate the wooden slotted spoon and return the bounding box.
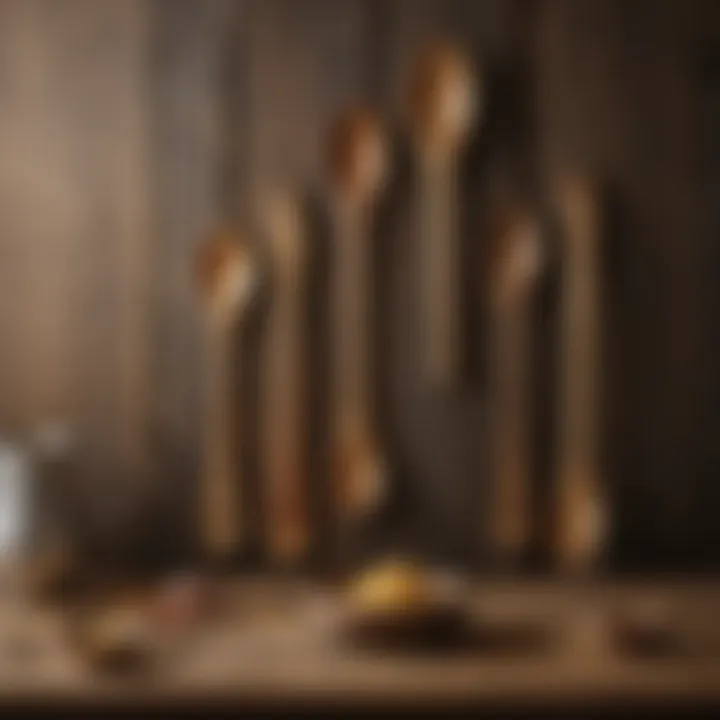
[408,41,481,389]
[553,175,608,572]
[261,189,311,563]
[488,204,544,564]
[195,230,257,562]
[326,108,389,524]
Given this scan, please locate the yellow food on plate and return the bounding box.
[347,559,436,615]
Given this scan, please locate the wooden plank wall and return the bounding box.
[0,0,717,568]
[0,0,152,543]
[536,0,720,568]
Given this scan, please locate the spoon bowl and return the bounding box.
[409,41,480,161]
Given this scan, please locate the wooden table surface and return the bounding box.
[0,579,718,710]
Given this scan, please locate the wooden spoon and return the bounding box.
[326,108,389,523]
[261,189,311,563]
[488,205,544,563]
[553,175,608,571]
[408,42,481,388]
[195,230,257,562]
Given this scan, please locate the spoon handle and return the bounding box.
[489,233,535,562]
[264,257,309,563]
[418,157,461,387]
[332,207,384,520]
[555,180,606,570]
[201,319,242,558]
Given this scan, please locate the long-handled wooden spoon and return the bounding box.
[408,42,481,389]
[327,108,389,523]
[553,175,608,572]
[488,205,544,564]
[195,230,257,562]
[261,189,310,563]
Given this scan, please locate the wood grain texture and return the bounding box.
[1,579,720,707]
[0,1,152,538]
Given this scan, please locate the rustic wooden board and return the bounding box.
[0,580,718,707]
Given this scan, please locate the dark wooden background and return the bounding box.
[0,0,718,571]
